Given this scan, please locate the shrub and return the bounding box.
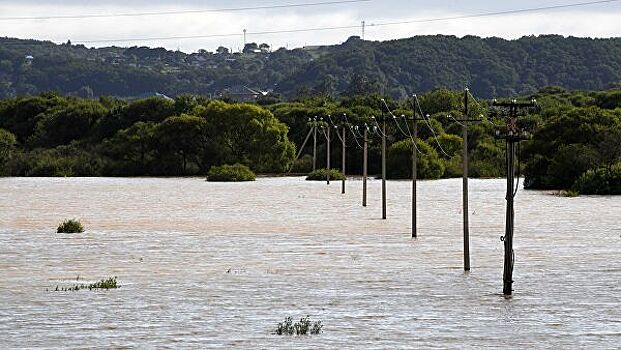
[275,316,323,335]
[305,168,345,181]
[57,219,84,233]
[572,163,621,195]
[52,277,119,291]
[207,163,256,182]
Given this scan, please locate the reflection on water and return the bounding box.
[0,177,620,348]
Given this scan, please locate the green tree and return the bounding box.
[201,101,295,172]
[29,99,108,148]
[0,128,17,175]
[155,114,207,175]
[387,139,445,179]
[104,121,157,175]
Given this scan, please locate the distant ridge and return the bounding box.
[1,34,621,99]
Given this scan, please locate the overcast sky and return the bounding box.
[1,0,620,52]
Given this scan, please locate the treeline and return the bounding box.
[2,35,621,99]
[1,87,620,194]
[0,94,295,176]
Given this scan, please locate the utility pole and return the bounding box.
[243,29,247,48]
[492,98,536,296]
[411,114,419,238]
[463,88,470,271]
[313,117,317,171]
[341,124,346,194]
[327,124,331,185]
[381,105,387,220]
[363,126,368,207]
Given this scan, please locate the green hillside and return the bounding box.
[1,35,621,99]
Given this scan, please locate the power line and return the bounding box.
[71,0,621,44]
[0,0,372,21]
[367,0,621,27]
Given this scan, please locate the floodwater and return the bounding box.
[0,177,620,349]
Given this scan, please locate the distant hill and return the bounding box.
[1,35,621,99]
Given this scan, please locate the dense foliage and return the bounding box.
[1,86,620,194]
[2,35,621,99]
[572,164,621,195]
[207,163,256,182]
[522,88,621,193]
[0,94,295,176]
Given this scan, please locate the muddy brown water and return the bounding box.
[0,177,620,349]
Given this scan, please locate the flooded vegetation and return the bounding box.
[1,177,620,348]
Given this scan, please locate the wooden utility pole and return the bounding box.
[411,115,418,238]
[492,98,536,296]
[363,127,368,207]
[381,112,387,220]
[313,124,317,171]
[326,126,331,185]
[463,88,470,271]
[341,126,346,194]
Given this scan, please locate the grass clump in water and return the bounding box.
[207,163,256,182]
[52,276,118,292]
[57,219,84,233]
[305,168,345,181]
[275,316,323,335]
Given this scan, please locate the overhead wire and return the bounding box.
[381,99,424,154]
[412,95,451,158]
[0,0,372,21]
[30,0,618,44]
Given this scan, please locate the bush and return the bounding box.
[57,219,84,233]
[275,316,323,335]
[572,163,621,195]
[207,163,256,182]
[305,168,345,181]
[51,276,119,291]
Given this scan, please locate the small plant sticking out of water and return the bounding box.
[275,316,323,335]
[57,219,84,233]
[50,277,118,292]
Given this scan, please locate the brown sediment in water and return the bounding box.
[0,177,620,348]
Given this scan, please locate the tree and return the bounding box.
[29,99,108,148]
[0,128,16,175]
[154,114,207,175]
[387,139,445,179]
[243,43,259,54]
[104,121,157,175]
[216,46,230,55]
[200,101,295,172]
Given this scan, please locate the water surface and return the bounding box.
[1,177,620,348]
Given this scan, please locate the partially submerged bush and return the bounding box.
[207,163,256,182]
[275,316,323,335]
[52,276,119,292]
[557,189,579,197]
[306,168,345,181]
[57,219,84,233]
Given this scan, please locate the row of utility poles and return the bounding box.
[302,89,534,296]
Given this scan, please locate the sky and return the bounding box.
[1,0,620,53]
